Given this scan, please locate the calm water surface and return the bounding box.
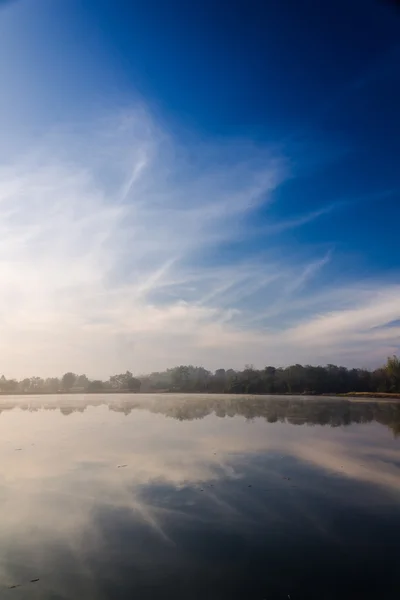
[0,394,399,599]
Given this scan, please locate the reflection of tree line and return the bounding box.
[1,396,399,436]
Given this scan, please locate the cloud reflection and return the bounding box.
[0,395,399,597]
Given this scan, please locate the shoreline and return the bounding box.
[0,390,400,401]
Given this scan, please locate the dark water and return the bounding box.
[1,394,399,599]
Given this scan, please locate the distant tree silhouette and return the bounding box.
[0,356,400,397]
[126,377,141,392]
[62,372,76,391]
[385,356,400,392]
[87,380,104,392]
[76,374,89,389]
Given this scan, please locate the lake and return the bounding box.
[0,394,399,599]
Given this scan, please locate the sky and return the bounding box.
[0,0,399,377]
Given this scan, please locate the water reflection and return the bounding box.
[0,395,399,599]
[0,393,399,433]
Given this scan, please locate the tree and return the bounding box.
[0,376,18,393]
[263,367,276,393]
[29,377,44,392]
[385,355,400,392]
[62,372,76,391]
[87,380,104,393]
[170,366,190,390]
[211,369,227,392]
[76,374,89,389]
[44,378,61,393]
[20,378,31,393]
[109,371,134,390]
[126,377,141,392]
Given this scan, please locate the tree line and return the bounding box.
[0,356,400,395]
[0,371,141,394]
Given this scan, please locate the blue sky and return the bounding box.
[0,0,399,377]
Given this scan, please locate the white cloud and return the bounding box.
[0,108,399,377]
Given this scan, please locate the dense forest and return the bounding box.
[1,356,400,395]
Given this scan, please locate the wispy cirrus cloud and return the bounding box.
[0,107,398,377]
